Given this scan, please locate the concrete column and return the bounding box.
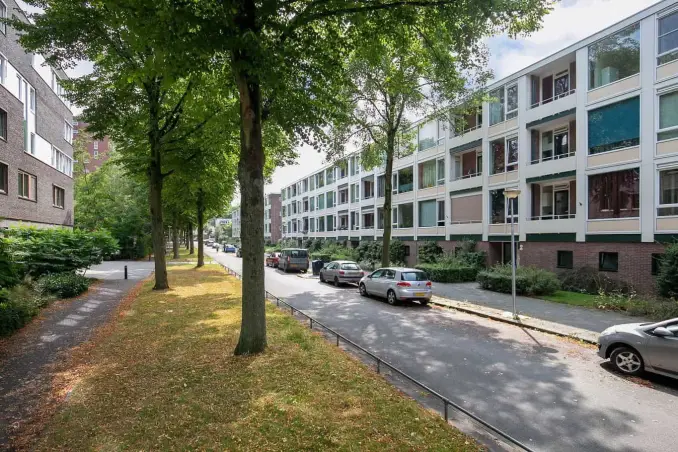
[575,46,589,243]
[639,16,657,243]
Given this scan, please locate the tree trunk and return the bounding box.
[382,131,396,267]
[172,215,180,259]
[233,57,267,356]
[197,189,205,268]
[189,222,195,255]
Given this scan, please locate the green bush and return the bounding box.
[38,273,92,298]
[4,227,118,277]
[595,290,678,321]
[559,266,633,295]
[0,238,20,291]
[311,253,332,262]
[657,243,678,299]
[477,265,561,296]
[0,282,50,336]
[415,263,478,283]
[418,241,443,264]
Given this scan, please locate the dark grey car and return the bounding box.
[598,317,678,378]
[278,248,309,273]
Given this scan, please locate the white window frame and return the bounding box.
[0,1,6,35]
[505,83,518,120]
[0,160,7,194]
[537,182,572,220]
[64,120,73,144]
[17,170,37,201]
[392,206,398,228]
[657,87,678,143]
[657,164,678,217]
[489,86,505,126]
[505,196,519,223]
[93,141,99,150]
[437,199,446,226]
[658,8,678,65]
[30,132,35,155]
[0,52,7,85]
[436,158,445,186]
[52,184,65,209]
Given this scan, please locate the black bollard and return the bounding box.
[124,265,128,280]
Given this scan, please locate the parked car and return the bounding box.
[359,267,432,306]
[278,248,309,273]
[223,244,236,253]
[236,248,242,257]
[319,261,364,286]
[266,252,282,268]
[206,239,214,247]
[598,318,678,378]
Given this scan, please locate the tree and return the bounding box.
[327,6,548,267]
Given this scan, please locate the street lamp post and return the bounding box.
[503,188,521,320]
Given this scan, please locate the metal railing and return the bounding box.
[218,262,535,452]
[530,88,576,108]
[529,214,576,221]
[530,151,575,165]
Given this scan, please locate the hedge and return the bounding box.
[477,265,560,296]
[415,264,478,283]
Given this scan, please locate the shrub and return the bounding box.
[415,263,478,283]
[595,290,678,321]
[0,282,50,336]
[0,238,19,291]
[477,265,560,296]
[4,227,118,277]
[559,266,632,295]
[418,241,443,264]
[38,273,92,298]
[657,243,678,299]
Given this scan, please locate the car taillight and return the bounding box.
[287,256,290,263]
[426,281,432,287]
[396,282,411,287]
[360,271,364,276]
[339,271,345,275]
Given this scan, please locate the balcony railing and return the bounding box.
[530,89,576,109]
[528,214,576,221]
[530,150,575,165]
[452,171,482,181]
[450,220,482,225]
[362,194,374,200]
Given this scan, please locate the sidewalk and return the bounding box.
[0,261,153,449]
[430,282,648,343]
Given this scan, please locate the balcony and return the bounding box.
[449,220,482,236]
[526,56,577,125]
[524,214,577,234]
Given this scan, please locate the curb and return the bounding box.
[429,298,598,345]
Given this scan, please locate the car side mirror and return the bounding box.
[652,327,673,337]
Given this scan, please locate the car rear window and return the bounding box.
[401,271,428,281]
[341,263,360,270]
[289,250,308,258]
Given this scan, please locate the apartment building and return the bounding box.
[280,0,678,294]
[232,208,241,239]
[73,120,111,174]
[264,192,282,243]
[0,0,74,229]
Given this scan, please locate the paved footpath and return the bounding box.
[0,261,154,450]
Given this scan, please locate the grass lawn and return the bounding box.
[36,266,479,451]
[167,247,213,263]
[539,290,599,308]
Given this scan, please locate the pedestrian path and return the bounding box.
[0,262,153,449]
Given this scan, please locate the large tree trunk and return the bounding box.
[197,189,205,268]
[233,59,267,356]
[189,222,195,255]
[381,131,396,267]
[172,215,180,259]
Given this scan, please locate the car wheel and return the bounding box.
[359,283,368,297]
[610,346,644,376]
[334,277,340,287]
[420,300,429,307]
[387,290,398,306]
[319,273,325,283]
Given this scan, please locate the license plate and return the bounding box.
[414,292,426,297]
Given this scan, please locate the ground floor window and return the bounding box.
[599,252,618,272]
[557,250,573,269]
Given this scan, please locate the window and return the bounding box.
[326,167,334,185]
[418,121,437,152]
[0,108,6,140]
[51,70,65,97]
[652,253,664,276]
[599,252,619,272]
[318,193,325,210]
[396,167,413,193]
[52,147,73,177]
[658,168,678,216]
[30,133,35,154]
[490,188,519,224]
[506,84,518,119]
[588,23,640,90]
[363,212,374,229]
[658,90,678,142]
[588,96,640,154]
[491,136,518,174]
[588,168,639,219]
[418,160,438,189]
[29,87,35,112]
[64,121,73,144]
[326,191,334,208]
[0,162,7,194]
[437,200,445,226]
[0,53,6,84]
[557,251,573,269]
[326,215,334,232]
[93,141,99,150]
[658,11,678,65]
[418,200,437,227]
[17,171,37,201]
[554,70,570,98]
[489,87,505,125]
[397,203,414,228]
[53,185,65,208]
[437,158,445,185]
[0,1,6,35]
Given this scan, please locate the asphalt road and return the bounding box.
[206,249,678,452]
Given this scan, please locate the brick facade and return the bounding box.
[268,193,282,243]
[74,121,111,174]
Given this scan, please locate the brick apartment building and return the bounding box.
[73,120,111,174]
[280,0,678,294]
[1,0,74,228]
[264,193,281,243]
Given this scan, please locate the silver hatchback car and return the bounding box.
[598,318,678,378]
[319,261,364,286]
[359,267,432,306]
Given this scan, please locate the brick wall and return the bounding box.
[269,193,282,243]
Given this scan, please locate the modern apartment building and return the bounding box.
[73,120,111,174]
[0,0,74,228]
[280,0,678,294]
[264,193,282,243]
[232,208,241,239]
